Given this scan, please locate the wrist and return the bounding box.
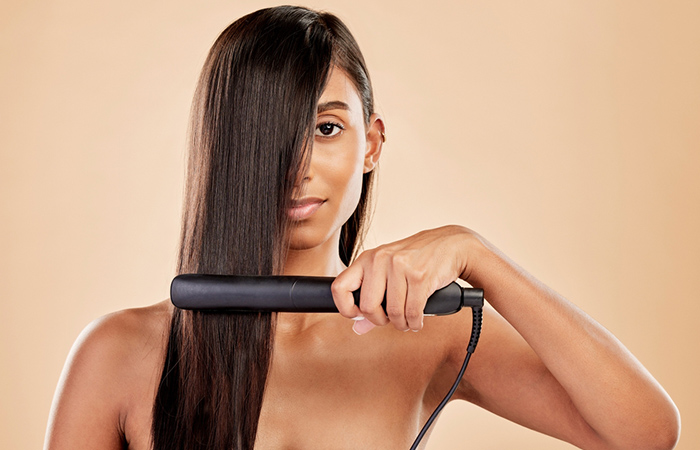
[456,227,491,284]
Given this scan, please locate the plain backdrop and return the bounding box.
[1,0,699,448]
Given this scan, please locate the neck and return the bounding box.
[283,230,346,277]
[277,229,347,334]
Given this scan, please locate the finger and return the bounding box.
[332,262,364,319]
[358,251,390,327]
[385,261,409,331]
[405,278,429,332]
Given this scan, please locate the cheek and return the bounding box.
[319,145,365,219]
[338,175,365,234]
[339,165,364,212]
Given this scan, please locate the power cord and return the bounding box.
[409,306,483,450]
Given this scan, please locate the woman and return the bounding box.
[44,6,680,450]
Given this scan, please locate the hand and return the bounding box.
[331,225,478,334]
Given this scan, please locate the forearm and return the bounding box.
[463,233,680,449]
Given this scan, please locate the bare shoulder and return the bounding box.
[85,300,172,355]
[45,301,172,450]
[68,300,172,383]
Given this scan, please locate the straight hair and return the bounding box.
[152,6,376,450]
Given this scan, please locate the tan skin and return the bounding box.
[44,68,680,450]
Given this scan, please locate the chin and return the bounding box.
[287,225,334,251]
[286,213,349,253]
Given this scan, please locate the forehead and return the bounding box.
[317,67,363,114]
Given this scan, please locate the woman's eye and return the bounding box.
[315,122,343,137]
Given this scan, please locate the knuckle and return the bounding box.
[330,280,343,296]
[385,304,403,319]
[330,285,351,314]
[449,223,470,235]
[406,267,427,283]
[392,252,410,267]
[356,251,371,265]
[372,246,391,263]
[359,303,379,315]
[405,306,423,321]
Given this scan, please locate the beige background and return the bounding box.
[1,0,698,448]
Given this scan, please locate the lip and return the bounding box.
[288,197,325,221]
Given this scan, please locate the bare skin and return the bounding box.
[44,68,680,450]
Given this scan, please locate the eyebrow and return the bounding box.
[317,101,350,114]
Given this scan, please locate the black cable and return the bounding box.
[409,306,483,450]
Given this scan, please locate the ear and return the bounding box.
[363,113,385,173]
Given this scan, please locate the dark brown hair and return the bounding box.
[152,6,376,449]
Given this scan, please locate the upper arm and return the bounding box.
[446,306,603,448]
[44,313,132,450]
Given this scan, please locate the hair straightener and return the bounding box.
[170,274,484,450]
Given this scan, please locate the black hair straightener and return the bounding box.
[170,274,484,450]
[171,273,483,314]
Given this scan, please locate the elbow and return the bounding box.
[652,405,681,450]
[623,401,681,450]
[639,426,680,450]
[597,398,681,450]
[630,384,682,450]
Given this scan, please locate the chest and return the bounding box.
[254,326,442,449]
[124,320,448,450]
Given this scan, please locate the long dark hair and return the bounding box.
[152,6,376,449]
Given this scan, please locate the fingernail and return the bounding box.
[352,321,363,335]
[351,315,365,321]
[352,318,375,335]
[412,329,419,332]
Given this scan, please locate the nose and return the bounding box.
[293,165,311,187]
[295,148,315,187]
[290,162,313,204]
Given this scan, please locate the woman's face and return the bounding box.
[287,67,383,253]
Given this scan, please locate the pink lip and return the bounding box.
[288,197,325,221]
